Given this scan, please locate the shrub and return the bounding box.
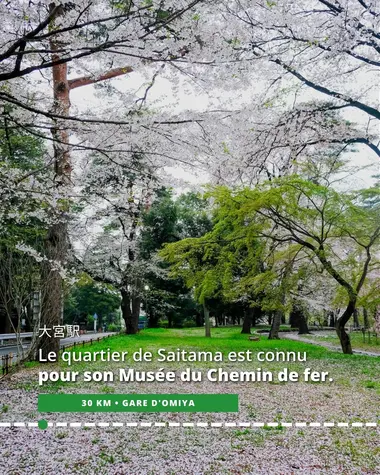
[107,323,121,332]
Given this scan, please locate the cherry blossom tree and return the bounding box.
[0,0,211,354]
[73,148,160,333]
[209,1,380,125]
[374,307,380,335]
[172,1,380,184]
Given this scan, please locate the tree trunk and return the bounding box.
[363,308,369,329]
[37,6,71,359]
[132,294,141,331]
[214,313,219,328]
[353,308,359,328]
[336,323,353,354]
[335,300,355,354]
[38,221,67,358]
[329,311,335,327]
[323,311,328,327]
[289,311,297,329]
[203,303,211,338]
[148,311,159,328]
[269,310,282,339]
[298,313,310,335]
[241,308,253,334]
[121,288,138,334]
[290,304,310,335]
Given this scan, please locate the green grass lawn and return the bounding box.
[4,327,380,474]
[68,326,331,357]
[23,327,380,394]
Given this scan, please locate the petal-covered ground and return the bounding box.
[0,330,379,474]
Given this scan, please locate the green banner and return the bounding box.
[38,394,239,412]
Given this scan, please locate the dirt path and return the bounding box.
[280,332,380,357]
